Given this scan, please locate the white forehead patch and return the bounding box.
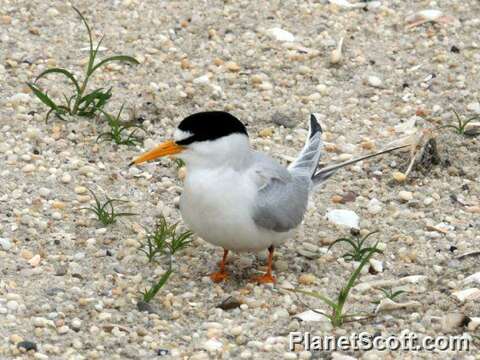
[174,129,192,142]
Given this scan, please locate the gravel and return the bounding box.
[1,0,480,359]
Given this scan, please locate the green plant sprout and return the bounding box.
[328,230,380,262]
[437,110,478,135]
[379,288,406,301]
[141,268,174,303]
[27,6,139,122]
[96,104,145,145]
[372,288,406,305]
[80,188,136,225]
[139,216,193,302]
[292,244,383,327]
[139,216,193,263]
[173,158,186,169]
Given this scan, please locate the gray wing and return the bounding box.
[250,152,310,233]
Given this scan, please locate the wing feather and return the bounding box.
[250,152,310,233]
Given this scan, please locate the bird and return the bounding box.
[130,111,406,284]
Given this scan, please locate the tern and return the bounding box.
[131,111,405,283]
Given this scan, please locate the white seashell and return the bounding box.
[405,9,455,28]
[193,75,210,85]
[28,254,41,267]
[426,222,454,234]
[369,259,383,273]
[293,309,328,322]
[203,338,223,352]
[0,237,12,251]
[326,209,359,228]
[329,0,366,9]
[356,275,426,292]
[266,28,295,42]
[452,288,480,302]
[368,75,383,88]
[375,298,422,313]
[330,37,344,65]
[464,272,480,285]
[406,9,443,23]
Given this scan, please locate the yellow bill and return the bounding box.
[129,140,184,166]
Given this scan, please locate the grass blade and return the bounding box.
[328,238,356,252]
[291,288,337,309]
[142,268,173,303]
[27,83,59,109]
[91,55,139,74]
[72,6,94,71]
[115,212,137,217]
[34,68,80,94]
[91,35,105,70]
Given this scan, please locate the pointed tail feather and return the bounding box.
[312,144,410,186]
[288,114,324,178]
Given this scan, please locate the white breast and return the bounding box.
[180,167,291,252]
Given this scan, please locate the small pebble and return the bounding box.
[203,338,223,352]
[74,186,87,194]
[7,300,19,311]
[368,75,383,88]
[17,340,38,352]
[225,61,240,72]
[367,198,383,215]
[22,164,35,172]
[193,75,210,85]
[258,128,274,138]
[0,237,12,251]
[271,112,296,128]
[39,188,51,198]
[61,173,72,183]
[393,171,407,182]
[267,27,295,42]
[398,190,413,202]
[29,254,42,267]
[51,212,62,220]
[47,7,59,17]
[20,249,34,260]
[57,325,70,334]
[10,334,23,344]
[298,273,316,285]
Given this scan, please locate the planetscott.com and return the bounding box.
[289,332,470,352]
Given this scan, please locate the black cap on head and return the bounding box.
[176,111,248,145]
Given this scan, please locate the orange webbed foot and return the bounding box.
[250,273,276,284]
[209,249,229,283]
[250,245,276,284]
[210,271,229,283]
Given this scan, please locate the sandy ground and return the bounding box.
[1,0,480,359]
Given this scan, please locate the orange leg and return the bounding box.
[251,245,276,284]
[210,249,229,283]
